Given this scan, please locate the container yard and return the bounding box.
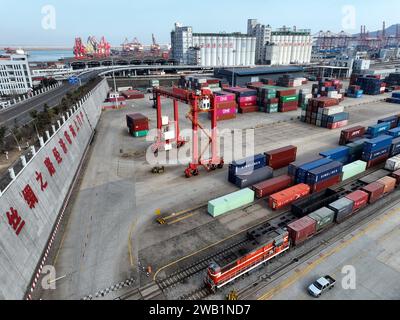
[33,70,400,303]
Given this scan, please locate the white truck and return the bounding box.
[307,275,336,298]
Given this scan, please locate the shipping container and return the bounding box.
[361,182,385,204]
[367,122,391,138]
[287,216,317,246]
[306,161,343,185]
[310,174,341,193]
[229,154,266,176]
[265,146,297,169]
[378,116,398,129]
[363,135,393,153]
[339,126,366,145]
[208,188,255,217]
[385,155,400,171]
[358,169,391,184]
[345,190,369,212]
[366,153,390,169]
[288,156,324,177]
[376,176,397,194]
[295,158,333,183]
[362,146,391,161]
[252,175,292,198]
[308,207,335,231]
[269,184,311,210]
[328,198,354,223]
[391,169,400,185]
[390,137,400,156]
[291,188,339,218]
[233,166,274,189]
[320,146,350,161]
[342,161,367,181]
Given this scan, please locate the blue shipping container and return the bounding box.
[229,154,266,175]
[392,92,400,99]
[306,161,343,184]
[327,112,349,123]
[320,146,350,161]
[391,137,400,156]
[367,122,390,138]
[296,158,333,183]
[378,116,398,129]
[288,156,323,177]
[362,146,391,161]
[388,127,400,138]
[363,135,393,153]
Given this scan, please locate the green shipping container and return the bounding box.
[208,188,255,217]
[280,95,299,103]
[342,161,367,181]
[308,207,335,231]
[133,130,149,137]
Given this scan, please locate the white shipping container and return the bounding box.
[323,106,344,115]
[385,156,400,171]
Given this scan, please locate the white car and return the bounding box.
[307,275,336,298]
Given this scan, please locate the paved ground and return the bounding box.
[254,202,400,300]
[41,83,400,300]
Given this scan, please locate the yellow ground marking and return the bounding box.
[128,221,136,269]
[257,208,399,300]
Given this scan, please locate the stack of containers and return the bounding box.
[208,188,255,217]
[298,88,313,110]
[346,85,364,98]
[377,116,399,129]
[210,92,237,121]
[342,161,367,181]
[387,127,400,139]
[339,126,366,145]
[182,76,223,93]
[366,122,391,138]
[362,135,393,168]
[269,184,311,210]
[276,75,295,87]
[301,97,349,129]
[224,87,258,113]
[320,146,350,164]
[261,78,276,85]
[265,146,297,170]
[387,92,400,104]
[126,113,149,137]
[228,154,273,188]
[356,76,386,95]
[258,86,279,113]
[293,158,333,184]
[311,79,344,100]
[288,156,324,178]
[346,139,368,163]
[277,88,298,112]
[385,73,400,87]
[305,161,344,193]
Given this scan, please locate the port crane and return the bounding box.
[152,87,224,178]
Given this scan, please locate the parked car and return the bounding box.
[307,275,336,298]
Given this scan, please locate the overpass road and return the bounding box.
[0,71,100,128]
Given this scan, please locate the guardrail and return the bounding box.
[0,81,63,112]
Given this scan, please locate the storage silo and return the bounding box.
[205,36,211,66]
[228,36,234,66]
[222,36,228,66]
[199,35,206,66]
[217,36,223,66]
[250,37,256,65]
[235,36,241,66]
[292,35,298,63]
[211,36,217,66]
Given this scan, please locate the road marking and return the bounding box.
[257,208,399,300]
[128,221,136,269]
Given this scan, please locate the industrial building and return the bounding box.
[0,53,32,96]
[214,66,304,86]
[171,22,256,67]
[247,20,312,65]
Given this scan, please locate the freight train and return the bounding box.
[205,167,400,292]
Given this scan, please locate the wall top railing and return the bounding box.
[0,78,107,197]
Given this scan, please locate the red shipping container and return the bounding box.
[280,105,298,112]
[131,123,149,132]
[391,169,400,185]
[215,101,237,109]
[310,174,341,193]
[268,157,297,170]
[239,106,258,113]
[287,216,317,246]
[239,96,257,103]
[339,126,366,145]
[269,184,310,210]
[277,89,297,97]
[345,190,369,212]
[214,114,236,121]
[367,153,390,169]
[265,98,279,104]
[361,182,385,204]
[238,101,257,107]
[328,120,349,130]
[265,146,297,162]
[252,175,293,198]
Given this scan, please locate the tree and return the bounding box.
[0,126,7,150]
[30,110,38,119]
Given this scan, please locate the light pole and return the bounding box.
[232,50,237,86]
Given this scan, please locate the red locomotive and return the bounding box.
[205,224,290,291]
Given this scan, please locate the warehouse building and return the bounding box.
[171,22,256,67]
[214,66,304,86]
[0,53,32,96]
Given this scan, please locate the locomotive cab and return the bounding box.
[205,262,221,292]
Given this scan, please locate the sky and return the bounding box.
[1,0,400,47]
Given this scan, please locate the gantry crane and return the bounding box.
[152,87,224,178]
